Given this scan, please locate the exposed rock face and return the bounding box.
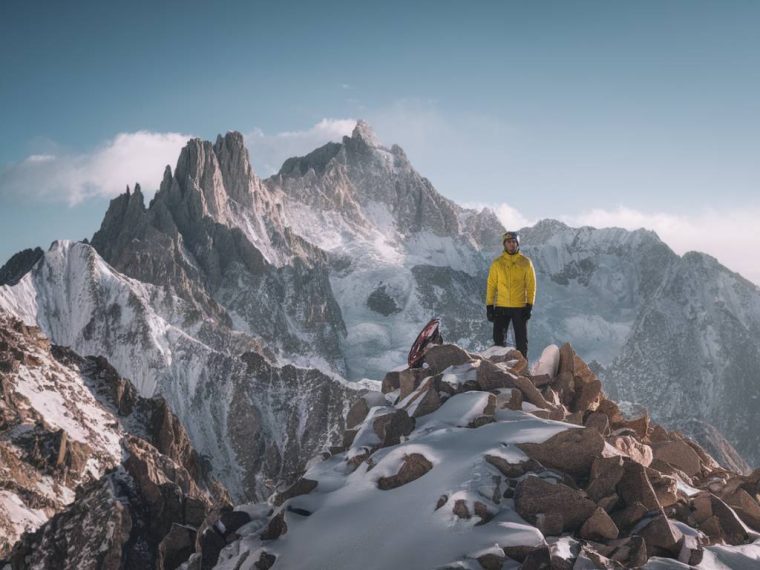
[0,241,366,501]
[0,310,229,566]
[603,248,760,468]
[90,133,347,374]
[0,247,43,286]
[266,122,499,381]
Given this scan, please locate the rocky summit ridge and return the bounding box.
[0,309,229,568]
[208,341,760,570]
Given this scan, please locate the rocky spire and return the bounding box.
[213,131,256,207]
[351,120,381,147]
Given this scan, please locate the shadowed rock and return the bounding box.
[514,476,597,532]
[518,427,605,478]
[377,453,433,490]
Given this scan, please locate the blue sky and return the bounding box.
[1,0,759,283]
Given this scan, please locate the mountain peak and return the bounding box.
[351,120,381,147]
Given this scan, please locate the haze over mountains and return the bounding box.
[1,120,759,506]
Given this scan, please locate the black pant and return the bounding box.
[492,307,528,359]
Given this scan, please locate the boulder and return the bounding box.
[377,453,433,490]
[453,499,470,519]
[399,371,427,400]
[372,409,415,447]
[494,388,522,411]
[381,371,401,394]
[476,551,506,570]
[346,399,370,429]
[611,501,649,533]
[585,412,610,436]
[518,427,605,479]
[513,375,552,410]
[724,487,760,530]
[573,354,597,385]
[579,507,619,541]
[423,344,473,374]
[184,497,208,528]
[381,368,428,395]
[543,386,561,406]
[638,511,683,557]
[691,492,713,524]
[401,377,441,418]
[217,510,251,536]
[476,359,515,391]
[342,428,358,449]
[273,478,318,506]
[616,461,660,511]
[586,456,625,502]
[607,435,653,467]
[158,523,196,570]
[596,399,624,427]
[652,439,703,477]
[473,501,494,525]
[573,547,622,569]
[484,455,535,479]
[621,415,650,439]
[571,378,602,414]
[558,343,575,377]
[646,469,678,508]
[678,533,705,566]
[260,510,287,540]
[514,476,597,532]
[530,374,552,388]
[709,495,749,545]
[535,512,564,536]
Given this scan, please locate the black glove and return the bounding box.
[523,303,532,321]
[486,305,495,322]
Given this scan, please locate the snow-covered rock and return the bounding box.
[211,343,760,569]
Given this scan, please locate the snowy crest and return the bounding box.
[214,342,760,570]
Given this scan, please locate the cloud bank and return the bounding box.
[0,131,191,205]
[244,119,356,176]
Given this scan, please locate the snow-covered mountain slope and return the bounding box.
[0,309,226,560]
[3,119,759,503]
[263,123,760,470]
[519,220,674,366]
[0,243,367,501]
[265,121,503,380]
[209,342,760,570]
[605,250,760,468]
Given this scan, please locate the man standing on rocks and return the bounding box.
[486,231,537,359]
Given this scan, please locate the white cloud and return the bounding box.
[563,206,760,286]
[0,131,190,205]
[245,118,356,176]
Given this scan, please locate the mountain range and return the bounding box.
[1,120,759,525]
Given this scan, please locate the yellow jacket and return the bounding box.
[486,252,536,308]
